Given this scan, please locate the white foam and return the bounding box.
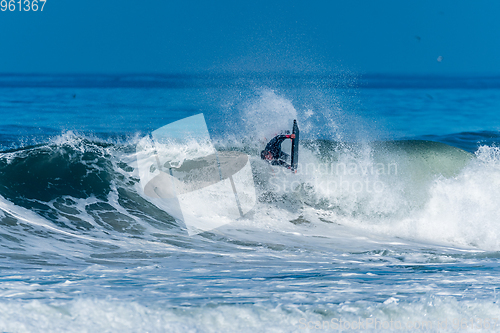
[408,146,500,250]
[241,89,298,140]
[276,142,500,251]
[1,297,500,332]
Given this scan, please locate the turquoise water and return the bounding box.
[1,74,500,332]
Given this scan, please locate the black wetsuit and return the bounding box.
[262,134,291,168]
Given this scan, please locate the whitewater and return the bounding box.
[1,74,500,332]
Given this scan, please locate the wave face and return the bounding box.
[2,75,500,332]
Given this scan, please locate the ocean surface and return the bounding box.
[1,73,500,332]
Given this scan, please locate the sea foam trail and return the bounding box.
[1,297,500,333]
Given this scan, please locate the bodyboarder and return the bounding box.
[260,120,299,171]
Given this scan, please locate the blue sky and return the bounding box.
[1,0,499,74]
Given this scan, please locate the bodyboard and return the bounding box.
[291,120,299,171]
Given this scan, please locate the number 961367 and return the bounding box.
[1,0,46,11]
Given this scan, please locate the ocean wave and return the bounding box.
[1,131,498,252]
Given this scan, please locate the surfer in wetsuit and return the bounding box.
[260,133,295,169]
